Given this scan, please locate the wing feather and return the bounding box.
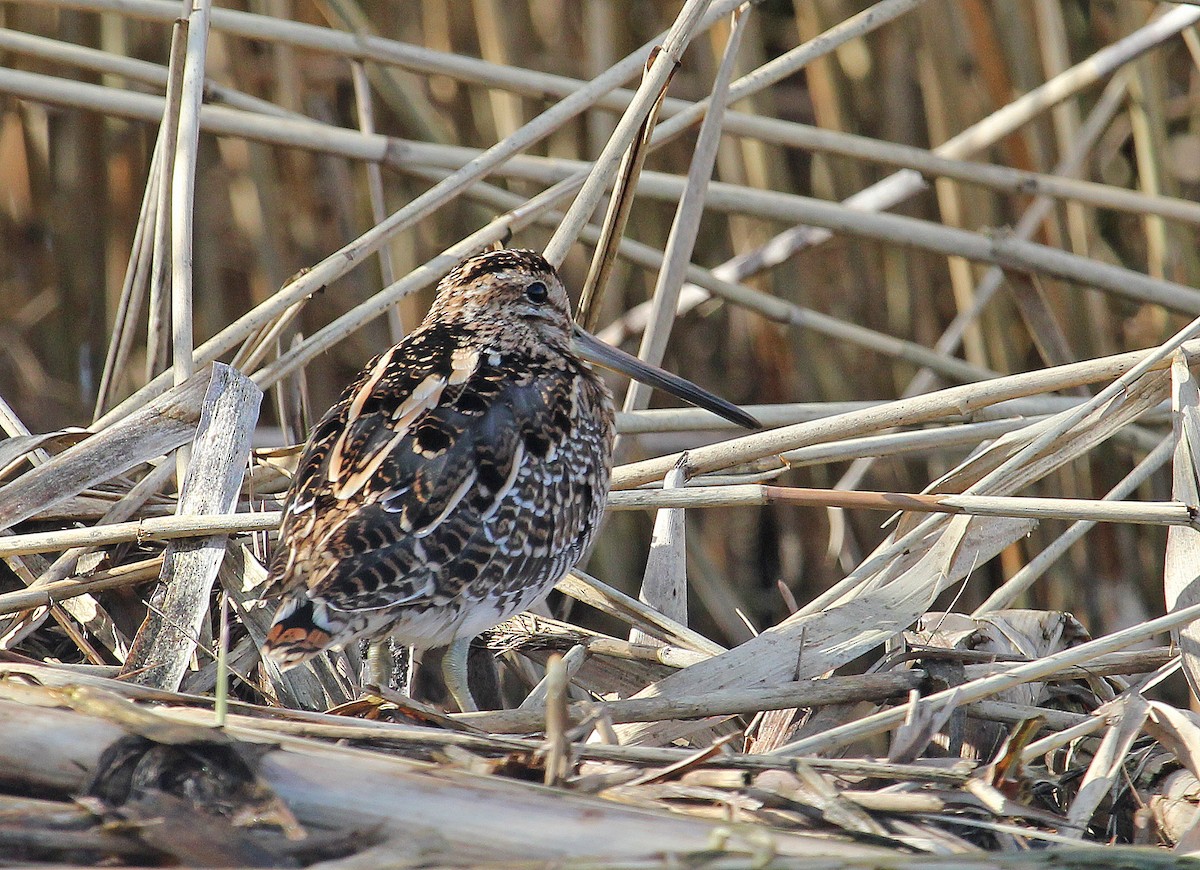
[267,324,602,619]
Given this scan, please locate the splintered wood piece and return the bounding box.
[122,364,262,690]
[630,457,689,648]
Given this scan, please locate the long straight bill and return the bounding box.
[573,326,760,429]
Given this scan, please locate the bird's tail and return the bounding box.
[262,593,339,669]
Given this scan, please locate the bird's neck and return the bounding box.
[423,316,572,362]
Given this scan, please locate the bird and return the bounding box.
[261,248,757,710]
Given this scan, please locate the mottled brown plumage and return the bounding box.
[263,250,614,669]
[262,250,757,709]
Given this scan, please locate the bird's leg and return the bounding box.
[442,637,478,712]
[365,639,392,692]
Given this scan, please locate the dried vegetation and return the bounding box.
[3,0,1200,866]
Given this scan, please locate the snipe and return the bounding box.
[262,248,757,710]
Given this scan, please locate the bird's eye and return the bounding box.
[525,281,549,304]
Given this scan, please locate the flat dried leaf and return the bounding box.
[614,514,977,746]
[0,367,215,532]
[1065,693,1150,837]
[1146,701,1200,782]
[0,428,89,481]
[1150,769,1200,851]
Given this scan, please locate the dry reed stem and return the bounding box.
[0,687,882,862]
[5,481,1187,561]
[168,0,210,405]
[621,4,747,411]
[463,671,926,734]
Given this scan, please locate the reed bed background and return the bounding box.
[4,0,1200,865]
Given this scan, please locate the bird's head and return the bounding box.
[426,247,760,429]
[427,248,573,348]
